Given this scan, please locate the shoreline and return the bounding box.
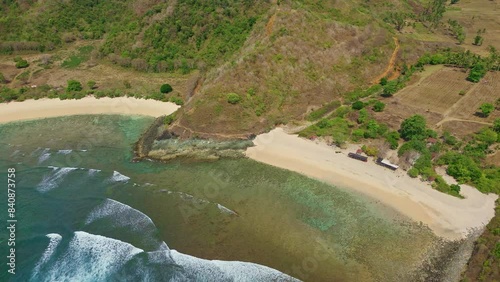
[0,97,180,123]
[246,128,498,240]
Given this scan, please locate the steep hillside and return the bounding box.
[0,0,271,72]
[169,0,440,137]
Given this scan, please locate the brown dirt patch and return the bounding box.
[397,67,473,114]
[448,72,500,123]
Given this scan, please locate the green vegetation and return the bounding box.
[227,93,241,104]
[400,115,427,141]
[67,80,82,92]
[372,101,385,112]
[14,57,29,68]
[306,101,341,121]
[352,101,365,110]
[447,19,465,44]
[408,168,419,178]
[0,1,269,73]
[87,81,96,90]
[474,29,485,46]
[164,113,176,125]
[479,103,495,117]
[61,45,93,68]
[160,84,173,94]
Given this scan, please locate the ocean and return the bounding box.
[0,115,441,281]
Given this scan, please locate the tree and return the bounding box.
[352,101,365,110]
[227,93,241,104]
[385,12,408,32]
[423,0,446,27]
[400,115,427,140]
[479,103,494,117]
[67,80,82,92]
[373,101,386,112]
[160,84,173,94]
[467,63,487,82]
[450,0,459,4]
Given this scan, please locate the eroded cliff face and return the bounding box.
[134,116,254,162]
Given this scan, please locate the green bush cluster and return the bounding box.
[227,93,241,104]
[160,84,173,94]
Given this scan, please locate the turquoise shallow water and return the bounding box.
[0,115,437,281]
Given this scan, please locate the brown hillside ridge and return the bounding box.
[168,2,451,139]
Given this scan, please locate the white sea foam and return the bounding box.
[36,167,78,193]
[110,171,130,182]
[85,199,164,249]
[10,149,20,157]
[57,149,72,155]
[36,231,143,282]
[170,250,300,282]
[217,204,238,216]
[31,233,62,278]
[37,148,51,164]
[88,169,101,176]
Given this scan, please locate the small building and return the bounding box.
[376,157,399,171]
[348,152,368,162]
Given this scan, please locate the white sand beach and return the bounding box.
[0,97,180,123]
[246,128,498,240]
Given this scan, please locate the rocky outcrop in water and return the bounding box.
[134,116,254,162]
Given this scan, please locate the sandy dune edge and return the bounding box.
[246,128,497,240]
[0,97,180,123]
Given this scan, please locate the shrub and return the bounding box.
[164,114,175,125]
[381,81,398,97]
[0,72,6,84]
[450,184,461,194]
[357,108,368,124]
[169,96,184,105]
[361,145,378,157]
[386,131,400,149]
[493,118,500,133]
[379,77,388,86]
[479,103,495,117]
[67,80,82,92]
[160,83,173,94]
[227,93,241,104]
[123,80,132,89]
[352,101,365,110]
[372,101,386,112]
[408,168,419,178]
[15,59,29,69]
[87,80,96,89]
